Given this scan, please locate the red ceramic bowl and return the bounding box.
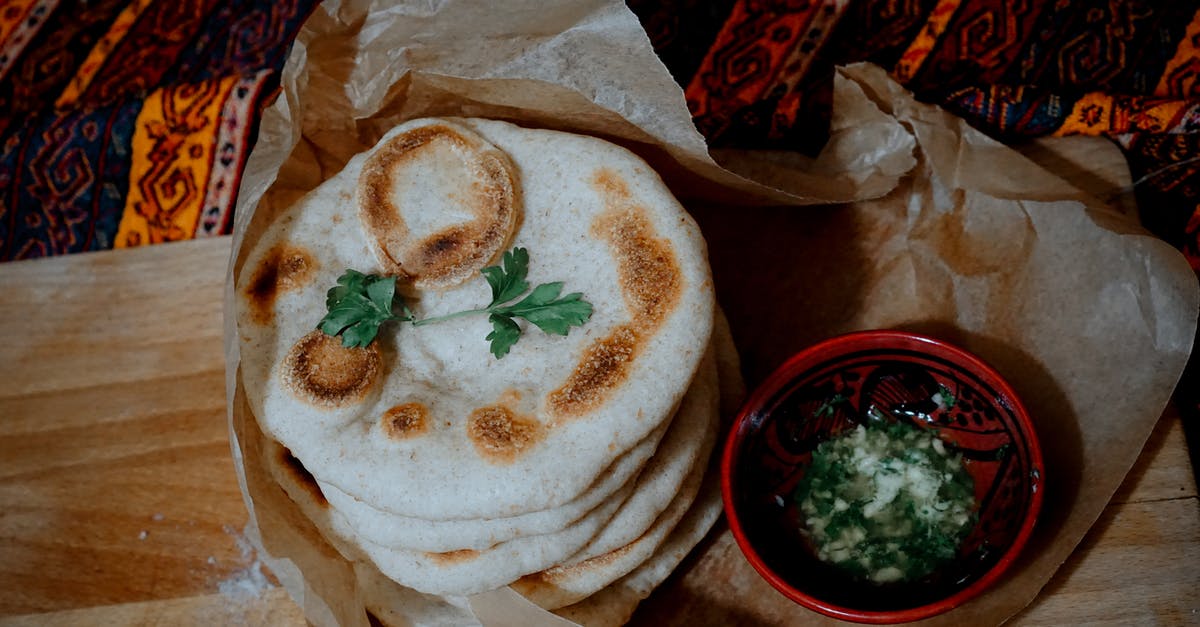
[721,330,1044,623]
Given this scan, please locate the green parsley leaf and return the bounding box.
[493,282,593,336]
[325,269,368,309]
[420,248,593,357]
[319,248,592,357]
[481,247,531,307]
[317,272,410,348]
[485,314,522,359]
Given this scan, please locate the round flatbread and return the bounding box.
[261,352,716,597]
[236,117,714,522]
[549,310,742,622]
[315,421,663,552]
[512,312,736,609]
[318,346,715,552]
[561,347,718,563]
[511,420,714,609]
[551,466,725,627]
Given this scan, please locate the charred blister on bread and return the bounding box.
[590,168,683,329]
[466,405,545,464]
[282,330,381,407]
[547,325,638,421]
[381,402,429,439]
[357,120,520,291]
[545,169,684,422]
[244,244,318,325]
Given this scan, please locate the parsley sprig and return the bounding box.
[316,248,593,358]
[318,270,413,348]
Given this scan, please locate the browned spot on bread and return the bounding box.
[513,545,637,595]
[381,402,429,439]
[424,548,480,565]
[282,330,380,407]
[279,446,328,508]
[244,244,318,325]
[541,169,684,422]
[357,122,520,290]
[517,536,640,589]
[417,225,469,269]
[511,571,554,592]
[547,325,638,420]
[466,405,545,464]
[590,169,682,330]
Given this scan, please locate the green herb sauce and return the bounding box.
[794,421,976,583]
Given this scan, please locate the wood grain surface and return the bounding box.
[0,235,1195,626]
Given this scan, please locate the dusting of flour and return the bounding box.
[217,524,274,602]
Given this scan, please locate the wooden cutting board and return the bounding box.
[0,235,1195,626]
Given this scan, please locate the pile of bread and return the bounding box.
[234,118,740,624]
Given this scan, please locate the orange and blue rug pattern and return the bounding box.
[0,0,316,259]
[631,0,1200,274]
[5,0,1200,274]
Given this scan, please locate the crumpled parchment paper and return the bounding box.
[223,2,1198,625]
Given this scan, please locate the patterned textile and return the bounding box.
[0,0,316,260]
[6,0,1199,269]
[630,0,1200,274]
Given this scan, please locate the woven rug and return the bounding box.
[0,0,317,259]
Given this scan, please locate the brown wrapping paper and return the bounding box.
[223,1,1199,625]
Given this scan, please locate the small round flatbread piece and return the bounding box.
[357,120,520,291]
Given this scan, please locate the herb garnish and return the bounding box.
[318,270,414,348]
[316,247,593,358]
[814,393,849,418]
[794,421,976,583]
[934,383,956,409]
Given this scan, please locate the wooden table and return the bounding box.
[0,236,1196,625]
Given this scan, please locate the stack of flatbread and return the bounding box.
[234,118,742,624]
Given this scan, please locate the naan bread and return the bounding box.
[511,421,714,609]
[514,312,738,610]
[314,422,664,552]
[231,311,741,621]
[561,351,718,563]
[315,347,716,552]
[236,117,714,522]
[261,352,716,596]
[551,466,725,627]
